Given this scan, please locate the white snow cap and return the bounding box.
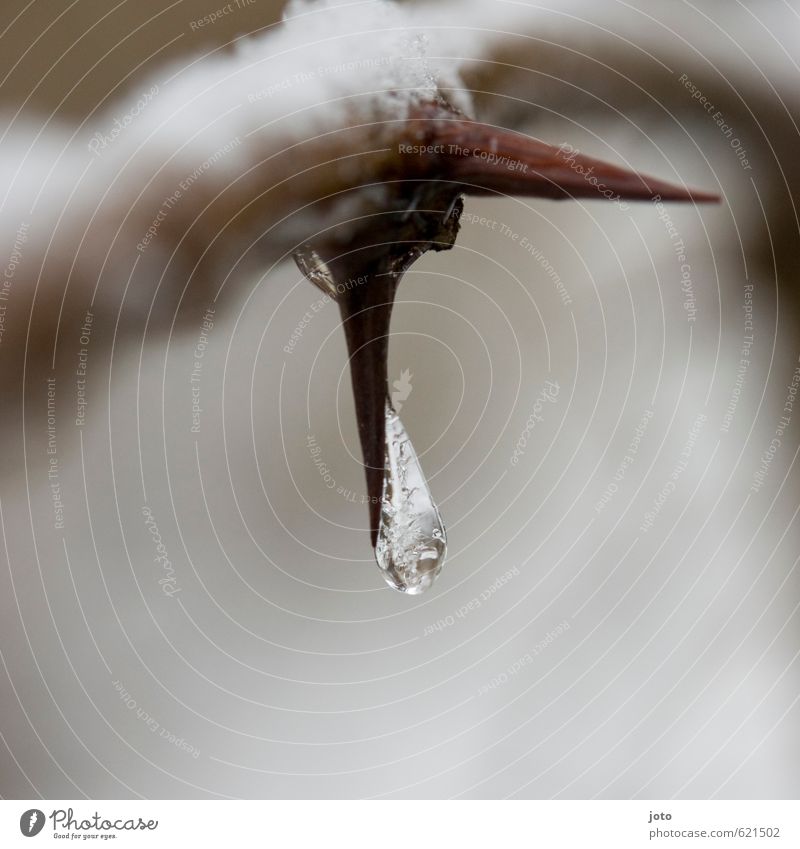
[244,0,479,121]
[90,0,488,196]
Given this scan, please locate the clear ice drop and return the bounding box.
[375,401,447,594]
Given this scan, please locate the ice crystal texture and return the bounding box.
[375,402,447,594]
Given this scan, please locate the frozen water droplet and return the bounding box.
[293,244,338,297]
[375,401,446,594]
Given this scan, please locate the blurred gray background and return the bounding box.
[0,0,798,799]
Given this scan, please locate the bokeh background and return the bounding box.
[0,0,798,798]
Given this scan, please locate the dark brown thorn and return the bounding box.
[426,120,719,203]
[338,272,400,547]
[306,193,461,549]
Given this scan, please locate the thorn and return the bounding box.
[337,273,399,547]
[425,119,719,203]
[299,109,719,558]
[296,201,459,552]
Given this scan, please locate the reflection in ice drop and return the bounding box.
[375,401,447,594]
